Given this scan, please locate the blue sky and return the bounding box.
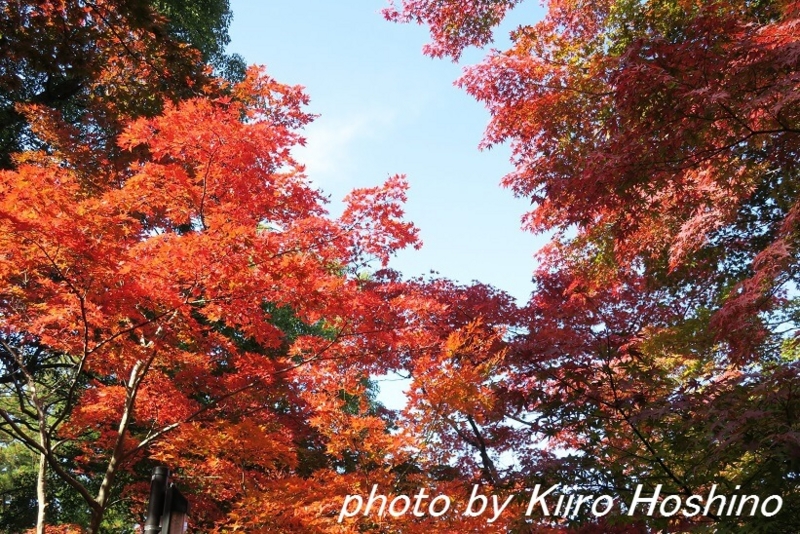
[227,1,548,305]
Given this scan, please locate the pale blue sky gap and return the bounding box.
[228,1,547,303]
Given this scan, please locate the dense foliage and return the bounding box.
[386,0,800,531]
[0,0,243,171]
[1,0,799,532]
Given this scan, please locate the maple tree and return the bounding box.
[0,1,240,530]
[387,0,800,530]
[0,57,441,531]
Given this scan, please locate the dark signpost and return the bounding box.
[144,467,189,534]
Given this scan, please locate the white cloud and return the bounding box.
[294,109,397,188]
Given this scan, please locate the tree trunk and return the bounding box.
[87,360,146,534]
[88,507,105,534]
[36,447,47,534]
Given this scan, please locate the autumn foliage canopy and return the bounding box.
[1,0,799,532]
